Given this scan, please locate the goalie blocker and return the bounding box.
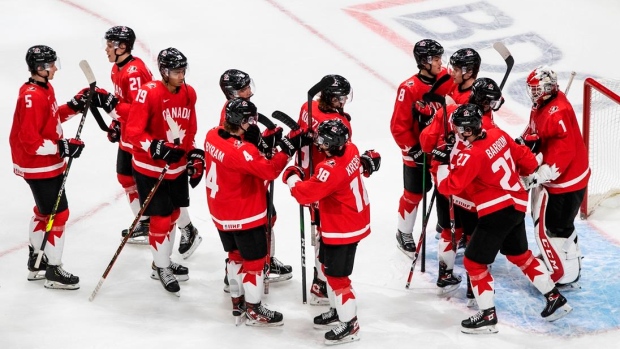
[531,187,582,286]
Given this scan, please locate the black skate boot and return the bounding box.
[541,288,572,321]
[314,307,340,329]
[232,295,246,326]
[178,222,202,259]
[324,316,360,345]
[151,261,189,282]
[223,258,230,293]
[155,266,180,296]
[44,265,80,290]
[121,218,150,245]
[396,230,416,259]
[466,274,477,308]
[436,262,462,296]
[268,257,293,282]
[310,268,329,306]
[27,245,47,281]
[461,307,498,334]
[245,302,283,327]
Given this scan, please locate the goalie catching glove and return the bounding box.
[360,149,381,177]
[523,163,560,190]
[186,149,205,188]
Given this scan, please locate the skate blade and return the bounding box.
[543,304,573,322]
[235,313,246,326]
[245,319,284,327]
[27,271,46,281]
[461,325,498,334]
[324,334,360,346]
[44,280,80,290]
[124,237,149,245]
[556,282,581,291]
[437,284,460,297]
[314,322,341,330]
[223,284,230,293]
[309,295,330,306]
[397,245,416,259]
[466,298,478,308]
[181,235,202,260]
[150,271,189,282]
[268,273,293,283]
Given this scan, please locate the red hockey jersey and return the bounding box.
[523,92,590,194]
[125,81,198,179]
[10,80,77,179]
[296,100,352,178]
[204,126,289,231]
[110,56,153,153]
[438,128,538,217]
[390,68,452,166]
[288,143,370,245]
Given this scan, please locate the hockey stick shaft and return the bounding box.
[90,104,112,132]
[259,113,277,294]
[35,60,96,268]
[405,190,436,288]
[420,155,428,272]
[564,71,577,95]
[493,42,514,91]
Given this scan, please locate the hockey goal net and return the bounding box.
[581,77,620,218]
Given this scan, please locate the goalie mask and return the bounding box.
[526,66,558,108]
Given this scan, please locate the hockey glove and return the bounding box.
[282,165,305,183]
[57,138,85,158]
[107,120,121,143]
[412,100,435,131]
[149,140,185,163]
[261,126,283,149]
[523,164,560,190]
[243,124,262,148]
[360,149,381,177]
[431,142,453,165]
[92,88,119,114]
[407,144,426,166]
[515,133,541,153]
[278,128,311,157]
[186,149,206,188]
[67,87,90,113]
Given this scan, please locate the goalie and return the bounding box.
[519,66,591,287]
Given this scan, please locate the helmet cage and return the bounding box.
[526,66,558,105]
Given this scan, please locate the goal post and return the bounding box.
[581,77,620,218]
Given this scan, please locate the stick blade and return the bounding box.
[257,113,277,130]
[79,60,97,85]
[493,42,512,60]
[272,110,300,131]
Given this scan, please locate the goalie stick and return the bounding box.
[34,60,97,268]
[90,116,180,301]
[493,42,514,91]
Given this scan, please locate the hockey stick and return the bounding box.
[34,60,96,268]
[405,190,436,288]
[422,74,452,104]
[257,112,277,294]
[90,104,113,132]
[438,96,457,256]
[564,71,577,95]
[272,110,300,131]
[493,42,514,91]
[89,117,180,301]
[420,155,428,273]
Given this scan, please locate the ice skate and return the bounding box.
[396,230,416,259]
[44,265,80,290]
[466,274,477,308]
[267,257,293,282]
[178,222,202,259]
[314,307,340,329]
[310,277,330,306]
[324,316,360,345]
[151,261,189,282]
[436,262,461,297]
[461,307,498,334]
[155,266,180,296]
[232,295,246,326]
[541,288,572,322]
[27,245,47,281]
[121,219,149,245]
[245,302,283,327]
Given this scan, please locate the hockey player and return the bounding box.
[123,47,204,295]
[390,39,453,259]
[10,45,87,289]
[519,66,590,287]
[98,26,202,258]
[436,104,572,334]
[445,48,481,104]
[217,69,293,292]
[204,98,307,326]
[284,119,374,345]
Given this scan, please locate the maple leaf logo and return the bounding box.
[334,285,356,305]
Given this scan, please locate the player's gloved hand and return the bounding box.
[422,92,446,105]
[432,142,453,165]
[282,165,305,183]
[186,149,206,188]
[523,164,560,190]
[107,120,121,143]
[92,87,119,113]
[67,87,90,113]
[243,124,262,148]
[360,149,381,177]
[445,131,456,146]
[515,133,540,153]
[278,127,311,157]
[57,138,85,158]
[412,100,435,131]
[149,140,185,163]
[407,144,426,166]
[261,126,283,149]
